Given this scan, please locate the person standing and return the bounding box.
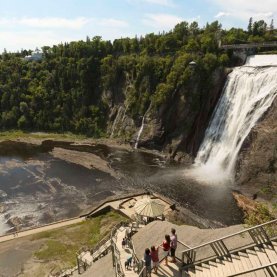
[161,235,171,266]
[122,238,126,249]
[170,228,177,263]
[144,248,152,276]
[150,245,159,274]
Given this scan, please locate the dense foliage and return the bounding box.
[0,20,276,136]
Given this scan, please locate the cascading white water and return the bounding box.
[185,55,277,185]
[135,116,145,149]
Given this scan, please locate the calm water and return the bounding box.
[0,140,243,234]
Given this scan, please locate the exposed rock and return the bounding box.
[50,147,118,178]
[0,204,6,213]
[7,216,23,228]
[41,211,55,223]
[236,98,277,207]
[232,191,258,215]
[108,67,229,156]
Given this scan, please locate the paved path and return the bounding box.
[0,217,84,243]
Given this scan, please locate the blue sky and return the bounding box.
[0,0,276,52]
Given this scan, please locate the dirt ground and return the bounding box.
[0,236,43,276]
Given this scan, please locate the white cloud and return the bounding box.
[0,16,130,52]
[143,13,183,29]
[0,30,76,51]
[215,12,231,19]
[211,0,276,22]
[0,16,129,30]
[0,17,91,29]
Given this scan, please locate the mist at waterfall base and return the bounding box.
[185,55,277,185]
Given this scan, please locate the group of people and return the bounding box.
[143,228,177,276]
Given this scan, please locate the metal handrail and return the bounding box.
[182,219,277,254]
[227,261,277,276]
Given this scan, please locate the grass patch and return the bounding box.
[35,240,77,266]
[244,203,275,226]
[0,130,88,141]
[33,211,127,271]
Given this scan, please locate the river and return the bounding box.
[0,140,243,235]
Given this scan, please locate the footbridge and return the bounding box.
[220,41,277,50]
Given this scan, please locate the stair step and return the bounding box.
[187,266,203,277]
[246,249,270,277]
[254,246,271,265]
[215,258,227,276]
[263,244,277,263]
[238,252,257,277]
[254,246,272,276]
[200,263,212,277]
[231,254,244,274]
[231,252,245,273]
[208,261,221,277]
[223,256,237,275]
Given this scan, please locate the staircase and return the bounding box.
[78,239,112,266]
[186,242,277,276]
[181,219,277,277]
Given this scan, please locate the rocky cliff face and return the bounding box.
[106,68,229,161]
[236,98,277,205]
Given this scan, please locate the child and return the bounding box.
[125,256,132,270]
[144,248,152,276]
[150,245,159,274]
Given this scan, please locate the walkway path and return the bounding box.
[0,217,84,243]
[113,226,138,277]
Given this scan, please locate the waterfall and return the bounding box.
[110,106,124,138]
[186,55,277,185]
[135,116,145,149]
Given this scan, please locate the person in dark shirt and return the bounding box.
[144,248,152,276]
[122,238,126,249]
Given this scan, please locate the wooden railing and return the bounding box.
[181,219,277,269]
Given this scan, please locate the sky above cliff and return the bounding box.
[0,0,276,52]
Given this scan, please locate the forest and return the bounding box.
[0,19,276,137]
